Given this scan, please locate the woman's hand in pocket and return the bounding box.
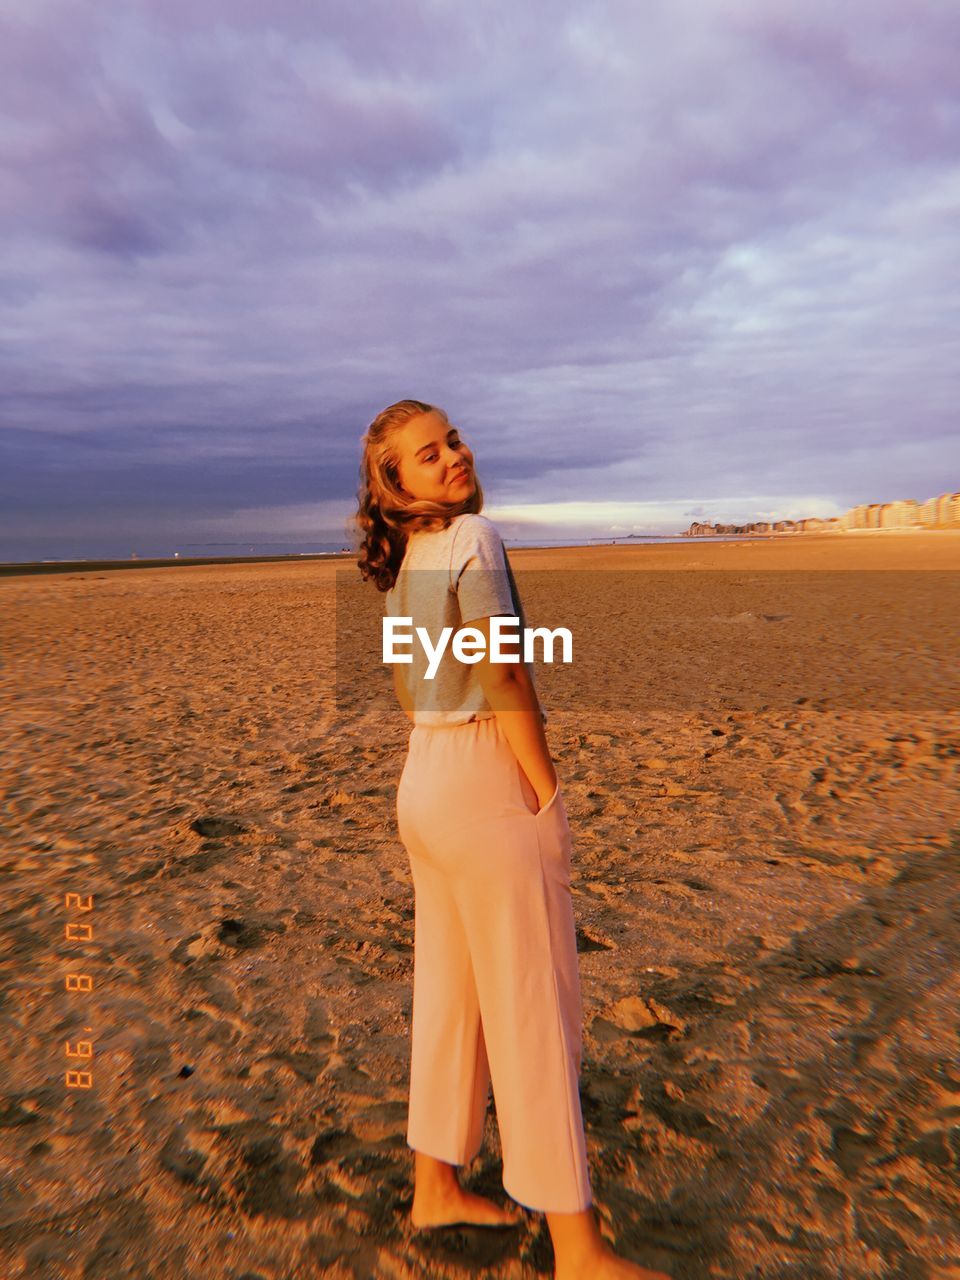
[535,779,558,813]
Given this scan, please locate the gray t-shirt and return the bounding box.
[384,512,546,728]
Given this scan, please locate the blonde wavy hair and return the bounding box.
[350,399,485,592]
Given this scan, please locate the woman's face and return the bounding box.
[394,411,476,504]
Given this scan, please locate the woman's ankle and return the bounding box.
[413,1150,461,1197]
[545,1204,606,1265]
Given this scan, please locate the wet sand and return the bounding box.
[1,532,958,1279]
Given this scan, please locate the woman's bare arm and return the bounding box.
[466,615,557,809]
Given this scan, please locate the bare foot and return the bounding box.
[411,1184,525,1231]
[556,1241,672,1279]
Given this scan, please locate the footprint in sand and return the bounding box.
[593,995,686,1044]
[190,816,250,838]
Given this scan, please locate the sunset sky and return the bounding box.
[2,0,958,558]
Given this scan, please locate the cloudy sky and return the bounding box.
[2,0,958,558]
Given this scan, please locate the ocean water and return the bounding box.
[0,533,769,567]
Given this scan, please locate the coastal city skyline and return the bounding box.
[683,488,960,537]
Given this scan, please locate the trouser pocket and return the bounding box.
[515,758,563,818]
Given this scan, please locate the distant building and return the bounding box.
[879,499,921,527]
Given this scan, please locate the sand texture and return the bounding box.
[1,532,958,1279]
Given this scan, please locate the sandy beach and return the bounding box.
[1,531,958,1279]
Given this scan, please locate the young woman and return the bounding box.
[354,399,671,1280]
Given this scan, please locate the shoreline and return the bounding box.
[2,526,959,578]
